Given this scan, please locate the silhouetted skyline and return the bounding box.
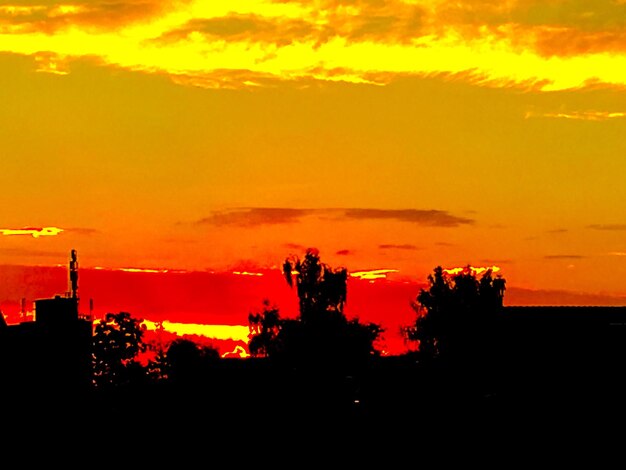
[2,249,626,446]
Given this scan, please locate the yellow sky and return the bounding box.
[1,0,625,298]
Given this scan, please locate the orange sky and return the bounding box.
[1,0,626,318]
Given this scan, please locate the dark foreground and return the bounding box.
[4,353,626,458]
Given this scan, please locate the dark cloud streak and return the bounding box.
[379,244,419,250]
[196,208,308,227]
[195,207,474,228]
[344,208,474,227]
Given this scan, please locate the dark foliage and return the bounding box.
[278,248,383,372]
[164,337,220,385]
[92,311,148,389]
[248,299,282,358]
[404,265,506,364]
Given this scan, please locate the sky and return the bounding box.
[1,0,626,354]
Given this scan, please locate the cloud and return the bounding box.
[379,244,419,250]
[195,207,474,228]
[609,252,626,257]
[343,208,474,227]
[544,255,586,260]
[350,269,399,280]
[154,14,316,47]
[335,249,351,256]
[526,110,626,121]
[2,0,626,90]
[196,208,309,227]
[0,227,64,237]
[531,28,626,58]
[33,51,70,74]
[93,266,183,274]
[546,228,569,234]
[588,224,626,231]
[0,1,186,34]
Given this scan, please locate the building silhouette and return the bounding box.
[0,250,93,402]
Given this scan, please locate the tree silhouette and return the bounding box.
[403,265,506,364]
[145,320,168,381]
[92,311,148,388]
[165,338,219,386]
[248,299,282,358]
[279,248,383,371]
[283,248,347,326]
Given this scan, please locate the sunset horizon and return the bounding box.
[2,247,625,357]
[2,0,626,357]
[4,1,626,447]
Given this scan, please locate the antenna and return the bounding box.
[69,249,79,300]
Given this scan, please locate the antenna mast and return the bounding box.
[69,249,79,300]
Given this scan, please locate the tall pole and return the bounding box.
[70,249,79,300]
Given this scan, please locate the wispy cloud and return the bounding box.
[544,255,586,260]
[379,244,420,250]
[232,270,264,277]
[335,249,352,256]
[350,269,399,280]
[196,208,308,227]
[526,110,626,121]
[153,14,316,47]
[0,1,183,33]
[2,0,626,90]
[0,226,64,237]
[608,252,626,257]
[588,224,626,231]
[343,208,474,227]
[195,207,474,228]
[92,266,188,274]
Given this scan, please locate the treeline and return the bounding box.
[85,248,511,432]
[92,249,506,388]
